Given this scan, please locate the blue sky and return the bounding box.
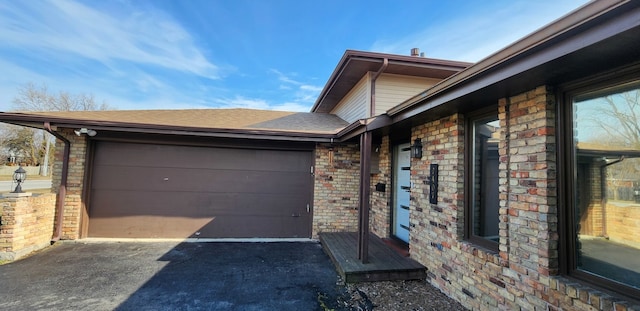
[0,0,589,112]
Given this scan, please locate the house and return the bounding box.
[1,0,639,309]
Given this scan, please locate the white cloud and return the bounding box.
[203,96,310,112]
[269,69,322,107]
[271,102,312,112]
[0,0,219,79]
[370,1,589,62]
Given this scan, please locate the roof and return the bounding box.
[311,50,471,113]
[577,142,640,158]
[0,108,350,141]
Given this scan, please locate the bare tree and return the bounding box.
[12,82,111,111]
[4,83,112,175]
[589,89,640,148]
[581,89,640,200]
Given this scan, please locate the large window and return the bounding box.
[566,78,640,297]
[466,111,500,251]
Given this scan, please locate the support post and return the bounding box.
[358,131,372,263]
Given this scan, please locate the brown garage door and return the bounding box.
[88,141,313,238]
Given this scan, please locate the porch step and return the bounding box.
[319,232,426,283]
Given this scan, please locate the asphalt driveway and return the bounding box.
[0,241,349,311]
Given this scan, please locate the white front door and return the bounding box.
[393,143,411,243]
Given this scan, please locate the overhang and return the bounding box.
[0,109,350,142]
[387,0,640,126]
[311,50,471,113]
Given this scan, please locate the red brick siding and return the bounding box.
[407,86,636,310]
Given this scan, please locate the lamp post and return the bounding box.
[12,166,27,193]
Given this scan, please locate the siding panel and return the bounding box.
[331,74,370,123]
[375,74,441,115]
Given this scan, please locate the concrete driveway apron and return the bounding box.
[0,241,349,311]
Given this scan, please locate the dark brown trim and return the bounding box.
[91,131,316,152]
[311,50,471,113]
[44,122,70,242]
[0,113,339,143]
[79,138,96,239]
[358,131,373,263]
[558,65,640,300]
[370,58,389,117]
[337,115,394,143]
[388,0,638,122]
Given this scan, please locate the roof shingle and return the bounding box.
[16,108,350,135]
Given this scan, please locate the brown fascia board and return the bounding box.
[387,0,633,119]
[0,112,338,142]
[311,50,471,113]
[335,114,392,142]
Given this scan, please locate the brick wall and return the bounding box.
[407,86,637,310]
[313,143,360,237]
[606,202,640,247]
[0,193,57,260]
[409,113,466,294]
[51,128,87,240]
[370,135,391,238]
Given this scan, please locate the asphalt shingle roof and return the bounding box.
[19,108,350,135]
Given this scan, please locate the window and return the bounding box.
[565,77,640,297]
[466,111,500,251]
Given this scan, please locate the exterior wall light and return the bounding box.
[12,166,27,193]
[74,128,97,137]
[411,138,423,158]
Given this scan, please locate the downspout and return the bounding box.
[357,58,386,262]
[44,122,70,242]
[370,58,388,117]
[600,156,624,239]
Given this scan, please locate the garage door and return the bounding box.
[88,141,313,238]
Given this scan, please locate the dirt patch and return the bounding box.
[338,280,467,311]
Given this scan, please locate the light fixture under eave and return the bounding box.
[74,128,97,137]
[411,138,423,159]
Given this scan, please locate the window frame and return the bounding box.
[464,106,500,252]
[558,65,640,299]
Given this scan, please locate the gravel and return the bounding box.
[336,280,468,311]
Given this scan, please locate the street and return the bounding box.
[0,179,52,192]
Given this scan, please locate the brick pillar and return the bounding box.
[498,86,558,309]
[312,143,360,237]
[51,129,88,240]
[0,193,57,260]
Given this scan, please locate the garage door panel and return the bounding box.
[90,191,308,217]
[89,215,309,238]
[196,215,310,238]
[89,141,313,238]
[92,166,311,194]
[94,142,311,172]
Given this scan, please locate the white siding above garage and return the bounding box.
[375,73,441,115]
[331,73,370,123]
